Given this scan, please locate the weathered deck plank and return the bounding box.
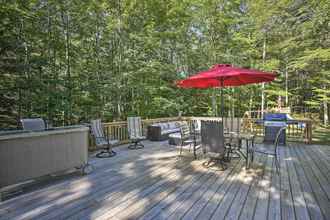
[279,146,296,220]
[285,145,311,220]
[238,156,267,220]
[195,160,245,220]
[267,156,281,220]
[304,146,330,182]
[226,155,265,220]
[292,146,330,219]
[296,145,330,200]
[0,141,329,220]
[289,146,324,220]
[181,160,241,220]
[252,155,273,220]
[74,160,206,220]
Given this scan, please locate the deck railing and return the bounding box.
[241,118,312,144]
[89,116,312,150]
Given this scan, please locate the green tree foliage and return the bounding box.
[0,0,329,128]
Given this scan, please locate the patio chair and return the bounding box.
[90,119,118,158]
[178,121,200,159]
[127,117,146,150]
[201,120,229,170]
[21,118,46,131]
[251,126,286,174]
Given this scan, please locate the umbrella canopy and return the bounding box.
[177,64,276,88]
[176,64,276,119]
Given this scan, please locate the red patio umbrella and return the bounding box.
[177,64,276,118]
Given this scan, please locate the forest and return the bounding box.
[1,0,329,129]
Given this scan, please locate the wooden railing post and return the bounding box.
[305,120,312,144]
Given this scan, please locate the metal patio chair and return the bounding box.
[251,126,286,174]
[127,117,146,150]
[201,120,229,170]
[90,119,118,158]
[21,118,46,131]
[178,121,200,159]
[224,118,242,160]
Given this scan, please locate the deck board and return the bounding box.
[292,146,330,219]
[288,146,324,220]
[238,156,267,220]
[227,155,265,220]
[0,141,329,220]
[180,160,240,220]
[285,146,311,220]
[195,160,245,220]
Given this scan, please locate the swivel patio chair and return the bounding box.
[127,117,146,150]
[21,118,46,131]
[201,120,229,170]
[90,119,118,158]
[178,121,200,159]
[251,126,286,174]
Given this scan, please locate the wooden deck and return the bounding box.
[0,141,329,220]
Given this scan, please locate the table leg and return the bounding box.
[246,139,249,169]
[193,144,197,159]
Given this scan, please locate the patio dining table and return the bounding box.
[224,132,255,168]
[191,127,255,168]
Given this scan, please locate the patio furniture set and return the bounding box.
[89,116,285,172]
[159,119,285,172]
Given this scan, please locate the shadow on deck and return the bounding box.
[0,140,329,220]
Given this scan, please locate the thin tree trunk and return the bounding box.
[261,37,266,118]
[61,9,71,125]
[212,88,217,116]
[323,84,328,126]
[47,3,52,124]
[285,63,288,106]
[324,101,328,126]
[95,12,102,118]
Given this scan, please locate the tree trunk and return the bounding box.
[261,37,266,118]
[284,65,288,108]
[61,9,71,125]
[324,101,328,126]
[323,84,328,126]
[212,88,217,116]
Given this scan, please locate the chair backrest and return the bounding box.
[191,120,201,132]
[201,120,225,157]
[180,121,191,140]
[127,117,143,138]
[90,119,105,145]
[21,118,46,131]
[275,126,286,148]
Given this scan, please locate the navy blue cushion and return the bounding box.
[264,113,287,121]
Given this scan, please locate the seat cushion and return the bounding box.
[168,122,178,129]
[169,133,181,139]
[168,132,182,145]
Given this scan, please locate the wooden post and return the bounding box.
[307,120,312,144]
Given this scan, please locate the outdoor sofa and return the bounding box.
[147,121,182,141]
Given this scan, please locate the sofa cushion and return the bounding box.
[168,122,177,129]
[161,123,168,130]
[169,132,181,139]
[161,128,180,135]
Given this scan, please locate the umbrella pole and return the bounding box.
[221,79,224,124]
